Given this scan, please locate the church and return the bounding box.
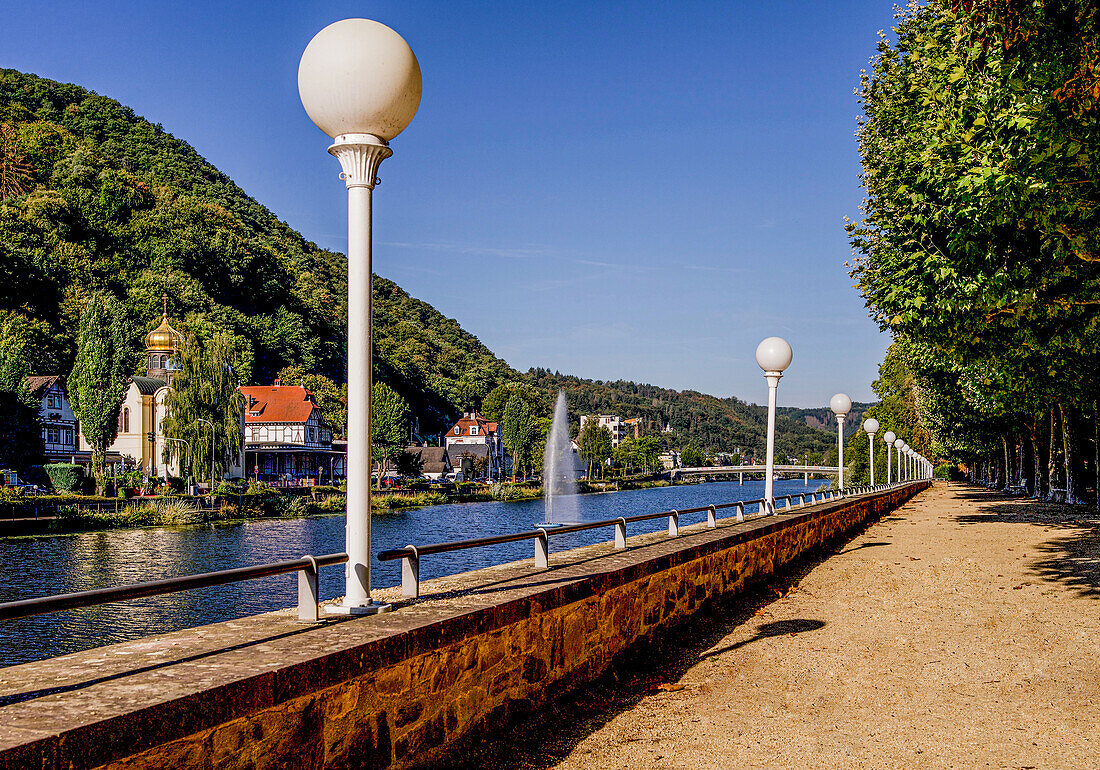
[79,301,245,481]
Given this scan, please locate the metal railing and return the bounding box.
[0,552,348,623]
[380,483,908,598]
[0,481,917,624]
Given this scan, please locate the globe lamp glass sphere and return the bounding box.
[299,18,422,140]
[829,393,852,416]
[755,337,793,373]
[883,431,896,444]
[894,438,905,449]
[863,417,879,434]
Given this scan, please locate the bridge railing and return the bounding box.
[379,482,911,598]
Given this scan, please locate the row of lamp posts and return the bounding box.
[755,337,931,514]
[297,18,935,611]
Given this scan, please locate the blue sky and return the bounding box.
[3,1,898,407]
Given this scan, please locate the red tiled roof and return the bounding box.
[447,412,498,437]
[239,385,317,424]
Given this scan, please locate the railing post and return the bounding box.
[736,502,745,522]
[614,517,627,548]
[401,545,420,598]
[707,505,716,528]
[798,494,805,507]
[297,555,320,622]
[784,495,792,510]
[668,510,679,537]
[535,527,549,569]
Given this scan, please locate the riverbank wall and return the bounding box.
[0,482,929,769]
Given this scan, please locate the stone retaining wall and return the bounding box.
[0,483,929,769]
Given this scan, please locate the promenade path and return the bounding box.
[450,482,1100,769]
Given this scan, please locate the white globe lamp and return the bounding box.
[863,417,879,487]
[755,337,792,514]
[299,18,421,616]
[829,393,851,491]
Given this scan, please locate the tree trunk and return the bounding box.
[1001,435,1011,490]
[92,447,106,496]
[1059,402,1080,504]
[1049,408,1061,498]
[1025,421,1038,497]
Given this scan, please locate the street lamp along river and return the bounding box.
[299,18,422,615]
[755,337,792,515]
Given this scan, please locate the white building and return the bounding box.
[25,375,79,462]
[579,414,642,448]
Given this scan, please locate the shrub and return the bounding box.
[44,463,84,492]
[488,482,517,501]
[155,497,205,525]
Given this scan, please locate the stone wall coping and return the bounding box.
[0,484,928,769]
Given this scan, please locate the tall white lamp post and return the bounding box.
[299,18,422,614]
[894,438,905,482]
[755,337,793,514]
[863,418,879,487]
[830,393,852,491]
[883,430,896,485]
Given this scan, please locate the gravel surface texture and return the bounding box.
[443,481,1100,770]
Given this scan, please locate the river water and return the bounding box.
[0,478,826,667]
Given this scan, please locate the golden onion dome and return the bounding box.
[145,313,183,352]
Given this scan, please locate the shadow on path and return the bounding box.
[950,485,1100,598]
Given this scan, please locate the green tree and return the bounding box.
[69,294,135,493]
[162,331,246,484]
[502,395,537,480]
[372,382,409,487]
[578,417,613,479]
[680,445,705,468]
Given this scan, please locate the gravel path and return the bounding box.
[448,482,1100,770]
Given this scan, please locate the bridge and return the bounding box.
[670,464,840,482]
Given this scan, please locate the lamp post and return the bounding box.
[755,337,793,515]
[299,19,421,614]
[894,438,904,482]
[830,393,852,491]
[863,418,879,487]
[883,430,896,485]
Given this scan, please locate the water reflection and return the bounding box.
[0,478,826,666]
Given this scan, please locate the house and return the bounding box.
[444,412,504,480]
[24,375,79,462]
[240,382,343,485]
[579,414,641,448]
[659,450,681,471]
[405,446,451,480]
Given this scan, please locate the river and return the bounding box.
[0,478,827,667]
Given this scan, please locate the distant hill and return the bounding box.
[0,68,852,455]
[526,370,834,459]
[777,403,873,438]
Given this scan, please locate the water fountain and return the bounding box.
[541,391,581,526]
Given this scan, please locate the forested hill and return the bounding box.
[525,370,833,458]
[0,68,839,453]
[0,68,517,432]
[777,403,872,438]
